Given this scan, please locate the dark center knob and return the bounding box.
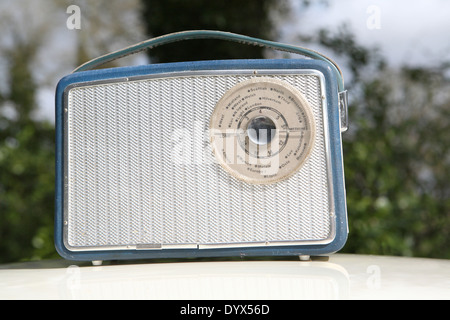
[247,116,276,145]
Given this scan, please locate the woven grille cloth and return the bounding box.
[66,73,332,249]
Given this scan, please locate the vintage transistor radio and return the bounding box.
[55,31,349,261]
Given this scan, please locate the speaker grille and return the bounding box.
[65,71,333,250]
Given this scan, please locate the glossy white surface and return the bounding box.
[0,254,449,300]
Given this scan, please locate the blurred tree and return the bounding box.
[312,26,450,258]
[0,0,148,263]
[0,41,56,263]
[140,0,289,62]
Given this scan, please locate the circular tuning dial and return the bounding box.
[210,77,316,184]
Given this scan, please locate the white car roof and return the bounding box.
[0,254,449,300]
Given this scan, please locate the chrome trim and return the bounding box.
[339,90,349,133]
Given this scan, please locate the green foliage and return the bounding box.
[0,122,56,262]
[0,44,57,263]
[315,27,450,258]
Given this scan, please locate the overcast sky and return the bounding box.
[284,0,450,68]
